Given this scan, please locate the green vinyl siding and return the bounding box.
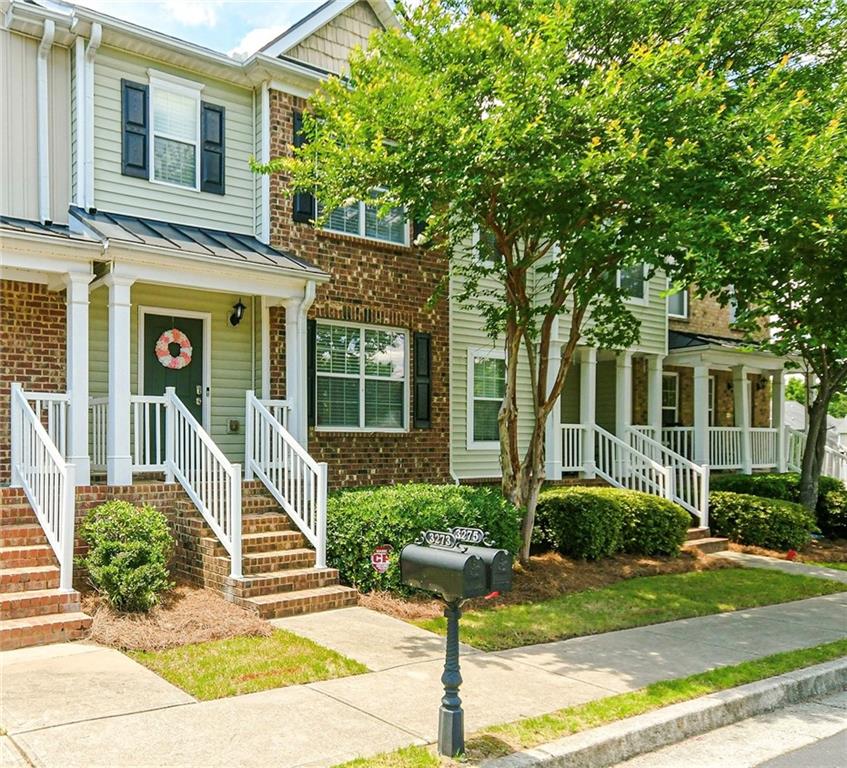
[595,360,617,433]
[92,46,256,233]
[88,283,256,463]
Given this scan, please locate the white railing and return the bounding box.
[167,388,242,578]
[23,391,69,458]
[786,426,805,472]
[131,395,169,473]
[594,425,672,500]
[10,384,75,591]
[245,391,327,568]
[751,427,779,469]
[662,427,694,459]
[89,396,108,472]
[560,423,584,472]
[627,426,709,526]
[631,425,660,441]
[823,446,847,483]
[709,427,743,470]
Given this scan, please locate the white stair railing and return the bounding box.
[165,388,242,578]
[10,384,75,591]
[709,427,743,469]
[823,445,847,483]
[786,426,805,471]
[785,426,847,482]
[627,426,709,526]
[245,391,327,568]
[89,396,108,472]
[750,427,779,469]
[593,425,673,501]
[23,391,69,458]
[131,394,169,473]
[662,427,694,459]
[560,423,584,472]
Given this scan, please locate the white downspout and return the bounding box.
[84,23,102,211]
[73,36,86,207]
[37,19,55,224]
[260,81,271,244]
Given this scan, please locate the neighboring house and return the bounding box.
[785,401,847,452]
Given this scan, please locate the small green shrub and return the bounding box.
[709,491,817,551]
[326,484,521,594]
[618,494,691,556]
[78,500,174,612]
[818,490,847,539]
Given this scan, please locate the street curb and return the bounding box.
[481,657,847,768]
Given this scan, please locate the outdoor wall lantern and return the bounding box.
[400,528,513,757]
[229,298,246,327]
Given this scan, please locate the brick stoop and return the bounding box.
[173,482,358,619]
[683,526,730,555]
[0,490,92,651]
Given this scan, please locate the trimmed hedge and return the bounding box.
[536,487,690,560]
[709,472,845,537]
[326,484,522,594]
[708,491,817,551]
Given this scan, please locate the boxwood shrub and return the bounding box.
[78,500,174,612]
[818,490,847,539]
[708,491,817,551]
[535,487,690,560]
[325,484,522,594]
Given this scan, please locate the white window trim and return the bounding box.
[471,226,497,269]
[617,263,649,306]
[314,320,410,433]
[319,193,410,247]
[708,374,716,426]
[147,69,204,192]
[667,286,689,319]
[467,347,506,451]
[661,371,679,426]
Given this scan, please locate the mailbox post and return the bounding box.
[400,528,513,757]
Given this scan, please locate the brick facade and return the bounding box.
[0,280,67,484]
[670,291,745,339]
[267,90,451,488]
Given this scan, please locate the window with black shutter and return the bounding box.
[292,110,316,223]
[414,332,432,429]
[121,80,149,179]
[201,103,225,195]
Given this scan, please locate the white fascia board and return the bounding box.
[666,346,787,372]
[0,234,100,274]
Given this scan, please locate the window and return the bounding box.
[469,349,505,447]
[708,375,716,426]
[315,322,407,430]
[618,263,647,303]
[728,285,739,324]
[319,191,408,245]
[661,373,679,426]
[149,71,202,189]
[668,288,689,319]
[472,227,502,268]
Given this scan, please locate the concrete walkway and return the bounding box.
[714,550,847,584]
[2,595,846,768]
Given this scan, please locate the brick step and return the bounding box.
[0,588,80,620]
[241,585,358,619]
[0,544,56,569]
[686,527,711,541]
[0,504,38,525]
[0,564,60,592]
[204,530,307,556]
[0,524,49,547]
[0,611,92,651]
[230,566,343,598]
[242,513,295,534]
[683,536,729,554]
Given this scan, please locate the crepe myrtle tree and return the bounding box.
[255,0,843,561]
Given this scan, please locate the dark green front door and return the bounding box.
[143,314,205,424]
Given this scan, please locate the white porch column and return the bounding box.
[64,273,91,486]
[647,354,664,439]
[773,370,787,472]
[580,347,597,478]
[544,342,563,479]
[693,364,710,465]
[615,351,633,438]
[104,274,134,485]
[260,296,271,399]
[283,283,315,446]
[733,364,752,474]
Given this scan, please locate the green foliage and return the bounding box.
[818,490,847,539]
[326,484,522,594]
[78,501,174,612]
[783,379,847,418]
[536,487,689,560]
[708,492,817,550]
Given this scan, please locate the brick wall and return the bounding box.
[0,280,67,484]
[267,90,451,488]
[670,291,744,339]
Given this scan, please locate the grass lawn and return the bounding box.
[810,561,847,571]
[129,628,367,700]
[336,638,847,768]
[417,568,845,651]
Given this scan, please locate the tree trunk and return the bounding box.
[799,395,829,510]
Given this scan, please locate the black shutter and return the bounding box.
[412,219,427,241]
[414,332,432,429]
[307,319,317,427]
[201,103,225,195]
[292,110,316,223]
[121,80,148,179]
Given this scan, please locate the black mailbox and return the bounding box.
[461,545,513,593]
[400,544,488,601]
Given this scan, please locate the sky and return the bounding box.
[75,1,327,59]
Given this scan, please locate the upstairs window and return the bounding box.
[149,72,202,190]
[469,349,505,447]
[618,263,648,304]
[661,372,679,426]
[318,190,408,245]
[668,288,689,318]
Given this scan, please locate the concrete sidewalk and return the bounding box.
[713,550,847,584]
[2,594,846,768]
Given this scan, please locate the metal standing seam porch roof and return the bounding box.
[68,206,327,279]
[668,330,764,352]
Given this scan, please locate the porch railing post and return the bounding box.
[10,383,22,487]
[60,463,76,592]
[230,464,242,579]
[315,461,328,569]
[164,387,175,483]
[700,465,710,529]
[244,391,254,481]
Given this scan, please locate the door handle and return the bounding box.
[196,397,202,406]
[196,384,202,395]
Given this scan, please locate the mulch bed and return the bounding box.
[729,538,847,564]
[360,549,734,622]
[81,583,272,652]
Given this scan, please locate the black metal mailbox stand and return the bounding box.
[439,598,464,757]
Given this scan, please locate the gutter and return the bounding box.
[83,23,102,211]
[36,19,55,224]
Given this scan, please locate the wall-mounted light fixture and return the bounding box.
[756,377,767,392]
[725,381,734,393]
[229,298,246,327]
